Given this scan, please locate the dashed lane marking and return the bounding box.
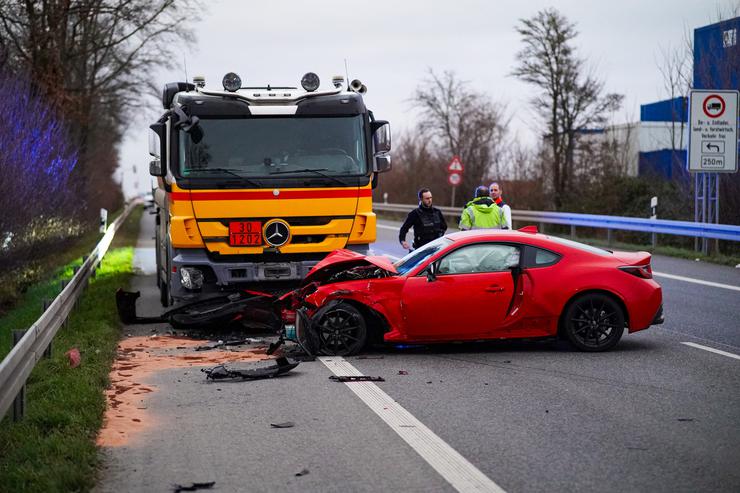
[681,342,740,360]
[320,357,506,493]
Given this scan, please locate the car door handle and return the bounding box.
[485,285,505,293]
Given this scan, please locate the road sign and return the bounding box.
[448,172,461,186]
[447,156,464,173]
[688,90,739,173]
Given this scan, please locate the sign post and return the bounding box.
[447,156,464,208]
[688,90,739,254]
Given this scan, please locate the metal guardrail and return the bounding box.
[0,201,139,421]
[373,203,740,242]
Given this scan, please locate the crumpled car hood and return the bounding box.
[303,249,397,284]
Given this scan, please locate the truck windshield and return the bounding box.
[179,115,368,177]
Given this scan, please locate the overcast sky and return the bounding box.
[118,0,734,197]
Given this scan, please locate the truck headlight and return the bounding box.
[222,72,242,92]
[180,267,204,290]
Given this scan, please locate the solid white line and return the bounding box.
[681,342,740,360]
[652,271,740,292]
[320,357,506,493]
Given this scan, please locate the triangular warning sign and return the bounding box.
[447,156,464,172]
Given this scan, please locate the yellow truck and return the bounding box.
[149,72,391,306]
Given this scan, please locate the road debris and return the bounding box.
[295,468,310,477]
[270,421,295,428]
[65,348,81,368]
[329,375,385,383]
[172,481,216,492]
[202,357,299,381]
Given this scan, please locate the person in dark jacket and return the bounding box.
[399,188,448,250]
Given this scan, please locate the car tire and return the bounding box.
[563,293,625,352]
[314,302,367,356]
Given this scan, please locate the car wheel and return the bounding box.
[563,294,625,352]
[314,302,367,356]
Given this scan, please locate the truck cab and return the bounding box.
[149,72,391,306]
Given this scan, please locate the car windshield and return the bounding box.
[393,236,454,275]
[545,235,612,256]
[179,115,367,177]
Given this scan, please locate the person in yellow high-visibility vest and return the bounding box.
[459,186,504,230]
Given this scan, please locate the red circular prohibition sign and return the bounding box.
[703,94,726,118]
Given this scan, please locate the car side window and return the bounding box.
[437,244,520,275]
[522,246,561,268]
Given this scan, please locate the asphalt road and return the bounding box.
[95,213,740,493]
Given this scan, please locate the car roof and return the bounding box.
[445,229,615,258]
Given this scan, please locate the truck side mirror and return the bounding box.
[149,121,167,161]
[371,121,391,173]
[371,121,391,154]
[149,160,164,177]
[374,155,391,173]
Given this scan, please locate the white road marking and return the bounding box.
[681,342,740,360]
[320,356,506,493]
[376,223,400,231]
[652,272,740,292]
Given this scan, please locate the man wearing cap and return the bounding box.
[399,188,448,251]
[459,186,504,230]
[489,182,512,229]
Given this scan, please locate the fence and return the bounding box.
[373,203,740,243]
[0,201,138,421]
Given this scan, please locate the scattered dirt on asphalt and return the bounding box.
[97,334,268,447]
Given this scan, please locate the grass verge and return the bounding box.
[0,205,142,492]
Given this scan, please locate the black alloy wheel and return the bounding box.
[563,294,625,352]
[314,302,367,356]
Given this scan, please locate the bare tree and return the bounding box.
[0,0,199,214]
[511,8,623,209]
[411,70,509,205]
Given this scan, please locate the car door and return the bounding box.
[401,243,520,341]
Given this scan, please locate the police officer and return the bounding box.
[459,186,504,230]
[489,181,512,229]
[399,188,448,250]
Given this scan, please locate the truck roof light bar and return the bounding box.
[222,72,242,92]
[301,72,320,92]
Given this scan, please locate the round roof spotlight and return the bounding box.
[301,72,320,92]
[222,72,242,92]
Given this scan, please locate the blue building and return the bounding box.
[637,16,739,179]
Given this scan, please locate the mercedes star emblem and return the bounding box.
[263,220,290,247]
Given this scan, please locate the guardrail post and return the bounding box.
[42,299,53,358]
[570,225,576,238]
[12,330,27,421]
[607,229,613,246]
[651,232,657,249]
[539,222,545,234]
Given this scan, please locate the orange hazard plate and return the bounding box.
[229,221,262,246]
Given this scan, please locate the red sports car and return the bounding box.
[284,227,663,356]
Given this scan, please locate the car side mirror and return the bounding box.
[426,262,437,282]
[149,159,164,177]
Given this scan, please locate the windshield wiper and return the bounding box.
[185,168,260,187]
[269,167,347,186]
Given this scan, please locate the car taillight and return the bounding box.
[618,264,652,279]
